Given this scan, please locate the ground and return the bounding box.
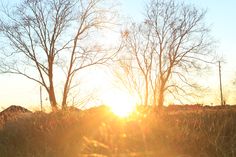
[0,105,236,157]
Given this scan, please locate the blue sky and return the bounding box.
[120,0,236,62]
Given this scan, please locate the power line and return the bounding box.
[40,86,43,111]
[218,61,224,106]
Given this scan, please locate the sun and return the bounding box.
[102,90,137,117]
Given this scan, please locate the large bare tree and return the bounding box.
[0,0,118,111]
[118,0,215,109]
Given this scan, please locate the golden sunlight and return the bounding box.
[102,91,137,117]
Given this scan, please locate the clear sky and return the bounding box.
[0,0,236,110]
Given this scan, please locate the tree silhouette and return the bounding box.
[118,0,215,109]
[0,0,118,111]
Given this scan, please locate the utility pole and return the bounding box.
[218,61,224,106]
[40,86,43,111]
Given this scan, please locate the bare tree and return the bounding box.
[0,0,118,111]
[118,0,215,109]
[116,24,154,107]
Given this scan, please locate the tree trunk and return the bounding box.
[152,87,157,110]
[61,86,68,110]
[48,55,58,111]
[61,73,71,110]
[49,85,58,112]
[144,76,149,106]
[157,85,165,110]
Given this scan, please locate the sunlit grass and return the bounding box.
[0,106,236,157]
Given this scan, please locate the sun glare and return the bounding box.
[102,91,137,117]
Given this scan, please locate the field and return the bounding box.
[0,105,236,157]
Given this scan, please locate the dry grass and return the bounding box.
[0,106,236,157]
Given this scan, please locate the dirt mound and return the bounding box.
[0,105,32,126]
